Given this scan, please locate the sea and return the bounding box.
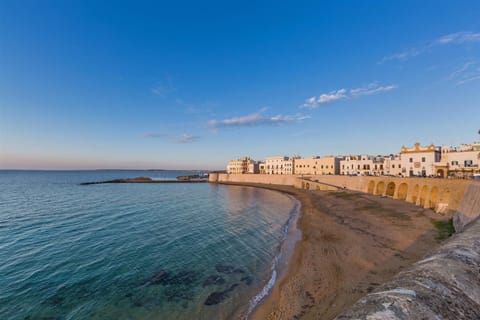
[0,170,301,320]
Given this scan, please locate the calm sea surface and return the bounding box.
[0,170,299,320]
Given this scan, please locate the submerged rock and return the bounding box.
[215,264,245,274]
[204,284,239,306]
[149,270,170,285]
[168,271,199,285]
[202,275,226,287]
[164,286,195,303]
[240,276,253,285]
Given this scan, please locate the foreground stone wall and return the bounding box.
[336,216,480,320]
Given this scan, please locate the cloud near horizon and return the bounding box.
[208,111,310,128]
[380,31,480,63]
[142,132,201,143]
[175,134,200,143]
[301,82,398,109]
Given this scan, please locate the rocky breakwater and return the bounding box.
[336,216,480,320]
[80,176,207,185]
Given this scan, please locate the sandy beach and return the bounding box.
[220,183,449,320]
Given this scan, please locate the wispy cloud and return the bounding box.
[175,134,201,144]
[142,132,201,143]
[208,110,310,128]
[380,31,480,63]
[143,133,166,138]
[301,82,398,109]
[350,83,398,97]
[317,89,348,104]
[435,31,480,45]
[448,61,480,85]
[151,77,175,97]
[379,48,422,64]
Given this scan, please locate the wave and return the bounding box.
[243,197,301,319]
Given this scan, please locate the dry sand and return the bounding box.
[222,183,448,320]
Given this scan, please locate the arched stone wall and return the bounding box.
[440,188,450,204]
[386,182,396,197]
[419,185,429,207]
[429,187,439,209]
[367,181,375,194]
[375,181,385,195]
[411,184,420,204]
[398,183,408,200]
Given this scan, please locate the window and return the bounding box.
[409,158,413,163]
[421,157,426,162]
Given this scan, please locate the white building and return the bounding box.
[265,156,295,175]
[383,155,402,176]
[340,155,385,176]
[400,143,441,177]
[434,142,480,178]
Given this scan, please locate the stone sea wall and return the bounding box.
[335,215,480,320]
[210,173,480,231]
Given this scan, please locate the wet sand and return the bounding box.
[219,183,448,320]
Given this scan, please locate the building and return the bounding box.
[383,155,402,176]
[400,143,441,177]
[340,155,385,176]
[294,156,341,175]
[434,142,480,178]
[259,162,266,174]
[265,156,295,175]
[227,157,258,174]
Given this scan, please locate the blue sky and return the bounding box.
[1,1,479,170]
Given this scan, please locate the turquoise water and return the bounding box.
[0,171,299,320]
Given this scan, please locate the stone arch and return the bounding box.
[316,185,321,190]
[305,182,310,190]
[440,188,450,204]
[436,169,445,178]
[411,184,420,204]
[367,181,375,194]
[397,183,408,200]
[419,185,429,207]
[386,182,395,197]
[375,181,385,195]
[429,186,439,209]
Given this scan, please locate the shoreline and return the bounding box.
[217,182,448,320]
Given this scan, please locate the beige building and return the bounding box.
[434,142,480,178]
[227,157,258,174]
[294,156,341,175]
[265,156,295,175]
[400,143,441,177]
[383,155,402,176]
[340,155,385,176]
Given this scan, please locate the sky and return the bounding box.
[1,0,479,170]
